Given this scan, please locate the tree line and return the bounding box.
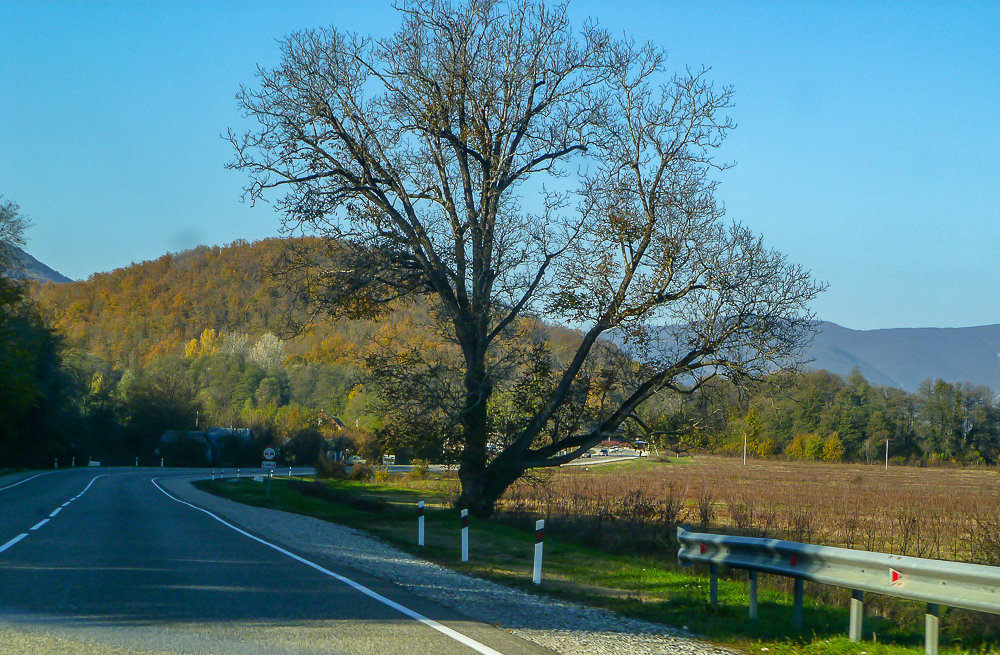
[636,368,1000,466]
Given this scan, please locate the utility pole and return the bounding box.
[885,439,889,471]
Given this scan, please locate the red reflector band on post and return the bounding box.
[462,515,469,528]
[418,502,424,517]
[536,530,543,543]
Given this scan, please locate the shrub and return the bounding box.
[315,456,347,479]
[348,461,373,481]
[373,465,391,483]
[407,458,429,480]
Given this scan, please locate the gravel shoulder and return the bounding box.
[163,475,738,655]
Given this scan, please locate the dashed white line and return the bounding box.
[151,478,505,655]
[0,474,106,555]
[0,533,28,553]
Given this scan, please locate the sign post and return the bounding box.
[417,501,425,546]
[262,447,277,498]
[533,519,544,584]
[461,509,469,562]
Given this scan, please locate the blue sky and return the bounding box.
[1,0,998,330]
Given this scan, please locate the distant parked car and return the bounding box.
[600,448,608,456]
[582,451,592,458]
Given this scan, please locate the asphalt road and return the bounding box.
[0,467,551,654]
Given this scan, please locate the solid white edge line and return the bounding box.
[0,533,28,553]
[49,507,62,517]
[30,519,49,531]
[61,502,71,507]
[0,472,50,492]
[151,478,505,655]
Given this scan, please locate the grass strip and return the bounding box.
[195,476,994,654]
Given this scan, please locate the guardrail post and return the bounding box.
[417,501,425,546]
[792,578,804,629]
[748,571,758,619]
[849,590,864,642]
[533,519,544,584]
[461,509,469,562]
[925,603,939,655]
[709,564,719,605]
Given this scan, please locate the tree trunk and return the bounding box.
[457,455,523,519]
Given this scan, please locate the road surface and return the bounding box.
[0,467,551,654]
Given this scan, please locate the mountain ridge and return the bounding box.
[6,246,73,283]
[808,321,1000,392]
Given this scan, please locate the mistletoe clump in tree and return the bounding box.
[229,0,823,517]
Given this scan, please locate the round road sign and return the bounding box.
[263,447,276,461]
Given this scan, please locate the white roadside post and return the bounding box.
[532,519,545,584]
[72,457,75,467]
[135,456,138,467]
[160,458,164,468]
[211,470,216,481]
[461,509,469,562]
[288,466,292,477]
[53,458,57,469]
[417,501,425,546]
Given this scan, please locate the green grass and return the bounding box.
[196,475,997,654]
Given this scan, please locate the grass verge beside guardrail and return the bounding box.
[195,476,994,654]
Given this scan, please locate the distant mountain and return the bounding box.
[807,321,1000,392]
[6,246,73,283]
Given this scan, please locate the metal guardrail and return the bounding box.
[677,526,1000,655]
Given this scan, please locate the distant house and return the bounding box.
[159,427,254,464]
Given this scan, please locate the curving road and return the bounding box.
[0,467,550,654]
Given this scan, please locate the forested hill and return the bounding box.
[32,238,375,366]
[809,321,1000,392]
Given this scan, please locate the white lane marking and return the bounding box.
[61,502,71,507]
[0,533,28,553]
[49,507,62,517]
[0,472,53,492]
[0,475,106,553]
[151,479,504,655]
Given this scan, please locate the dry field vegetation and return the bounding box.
[494,456,1000,565]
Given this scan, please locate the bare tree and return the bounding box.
[229,0,823,516]
[0,196,30,274]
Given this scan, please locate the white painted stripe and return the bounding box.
[0,472,52,492]
[0,533,28,553]
[61,502,70,507]
[49,507,62,517]
[151,479,504,655]
[30,519,49,531]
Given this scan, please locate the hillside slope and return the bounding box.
[808,321,1000,392]
[31,239,374,365]
[7,246,73,283]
